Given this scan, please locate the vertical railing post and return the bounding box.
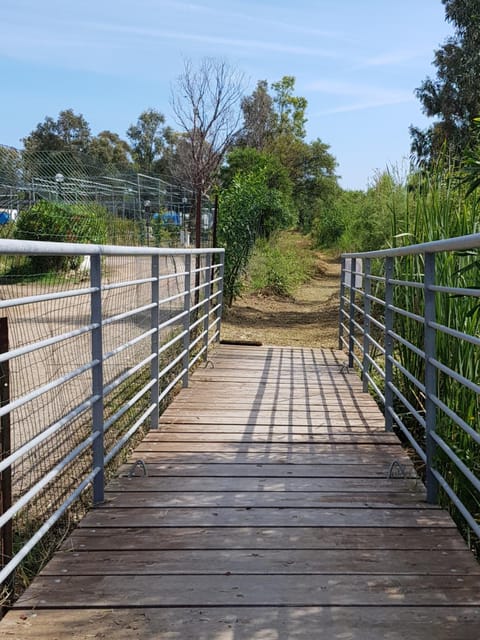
[384,256,394,432]
[0,317,12,603]
[203,253,212,358]
[182,253,192,387]
[338,256,346,350]
[424,252,438,503]
[90,253,104,505]
[348,258,357,368]
[216,251,225,342]
[362,258,371,393]
[150,254,160,429]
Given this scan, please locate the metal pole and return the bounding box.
[182,254,192,388]
[203,253,212,359]
[90,254,104,505]
[424,252,438,503]
[216,252,225,342]
[338,256,346,350]
[348,258,356,368]
[362,258,371,393]
[150,255,160,429]
[384,256,394,432]
[0,317,12,603]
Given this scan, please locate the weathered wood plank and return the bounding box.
[14,573,480,607]
[63,526,465,552]
[4,607,480,640]
[109,476,422,492]
[102,490,431,508]
[80,506,452,528]
[42,548,480,576]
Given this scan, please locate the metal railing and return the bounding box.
[339,233,480,540]
[0,239,224,588]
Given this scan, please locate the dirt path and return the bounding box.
[220,253,341,349]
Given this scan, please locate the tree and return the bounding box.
[237,80,276,150]
[89,130,132,175]
[127,109,170,174]
[410,0,480,163]
[171,58,244,246]
[271,76,307,139]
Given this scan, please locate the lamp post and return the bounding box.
[55,173,64,202]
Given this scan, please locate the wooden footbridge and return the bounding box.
[1,344,479,639]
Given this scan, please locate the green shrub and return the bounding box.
[14,200,108,273]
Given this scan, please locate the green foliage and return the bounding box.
[218,165,295,305]
[411,0,480,163]
[249,233,314,298]
[14,200,108,273]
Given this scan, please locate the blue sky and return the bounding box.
[0,0,452,190]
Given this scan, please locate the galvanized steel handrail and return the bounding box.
[339,233,480,542]
[0,239,225,587]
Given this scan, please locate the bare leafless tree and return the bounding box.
[171,58,245,246]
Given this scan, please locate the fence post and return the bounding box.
[182,253,192,388]
[216,252,225,342]
[90,254,105,505]
[424,252,438,503]
[338,257,346,350]
[150,255,160,429]
[384,256,394,432]
[0,317,12,603]
[348,258,357,368]
[203,253,212,358]
[362,258,371,393]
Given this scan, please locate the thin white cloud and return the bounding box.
[360,49,429,67]
[308,80,414,114]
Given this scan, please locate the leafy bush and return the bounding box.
[14,200,108,273]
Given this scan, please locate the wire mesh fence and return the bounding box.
[0,144,215,249]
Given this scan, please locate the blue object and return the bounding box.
[162,211,181,226]
[0,211,10,225]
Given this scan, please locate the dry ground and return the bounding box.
[220,252,341,348]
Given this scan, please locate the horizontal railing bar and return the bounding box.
[158,331,188,358]
[0,323,98,364]
[388,355,425,394]
[0,286,96,310]
[389,278,424,289]
[0,238,225,257]
[364,352,385,378]
[430,468,480,539]
[0,470,98,585]
[365,293,386,307]
[102,302,156,327]
[430,431,480,494]
[366,313,385,331]
[366,274,385,282]
[0,394,100,474]
[0,359,97,419]
[158,309,188,332]
[159,290,187,307]
[343,231,480,259]
[103,378,157,433]
[103,352,156,398]
[429,357,480,395]
[189,344,207,368]
[430,395,480,447]
[104,404,157,465]
[351,302,364,315]
[158,349,188,380]
[363,372,385,403]
[0,429,100,529]
[102,277,155,292]
[388,330,426,360]
[387,304,425,324]
[365,333,386,355]
[157,368,186,403]
[387,381,426,429]
[103,328,156,364]
[429,321,480,347]
[388,405,427,462]
[429,284,480,297]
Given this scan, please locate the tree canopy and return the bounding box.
[410,0,480,163]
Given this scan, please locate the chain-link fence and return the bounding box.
[0,144,215,249]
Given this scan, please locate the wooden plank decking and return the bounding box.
[2,345,480,639]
